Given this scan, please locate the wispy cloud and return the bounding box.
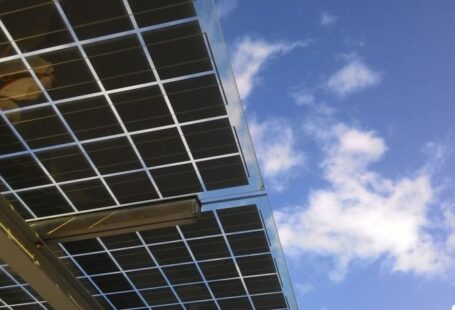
[250,117,305,192]
[231,36,307,100]
[290,86,335,115]
[215,0,239,19]
[275,121,454,281]
[327,56,382,97]
[321,12,338,27]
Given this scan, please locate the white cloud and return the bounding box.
[216,0,239,19]
[327,58,382,97]
[321,12,338,27]
[275,123,454,281]
[250,117,305,192]
[232,36,306,100]
[291,88,316,106]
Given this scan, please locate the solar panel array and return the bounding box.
[0,0,248,221]
[0,1,296,309]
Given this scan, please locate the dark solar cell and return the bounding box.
[150,242,191,265]
[102,233,141,250]
[185,301,218,310]
[112,247,154,270]
[143,21,212,79]
[217,205,263,233]
[108,292,145,309]
[140,227,180,244]
[197,156,248,190]
[59,95,123,141]
[0,154,49,189]
[84,137,141,174]
[129,0,196,28]
[2,193,32,219]
[61,179,114,211]
[95,296,114,310]
[37,146,96,182]
[245,275,282,295]
[132,128,188,167]
[91,273,132,293]
[0,29,14,57]
[199,259,238,281]
[0,1,72,52]
[74,253,118,275]
[127,268,167,289]
[0,286,34,304]
[61,0,132,40]
[105,171,159,204]
[18,186,72,217]
[0,116,25,155]
[152,164,202,197]
[165,74,226,122]
[188,237,230,261]
[38,48,99,100]
[154,305,184,310]
[218,297,253,310]
[163,264,201,285]
[183,119,237,159]
[142,287,177,305]
[228,231,270,256]
[10,106,73,149]
[237,254,276,277]
[209,279,246,298]
[64,239,102,255]
[110,85,173,132]
[0,270,14,286]
[85,35,155,90]
[180,212,220,238]
[252,293,287,310]
[175,283,211,302]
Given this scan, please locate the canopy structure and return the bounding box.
[0,1,297,309]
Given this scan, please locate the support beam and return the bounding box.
[0,196,102,310]
[31,198,201,244]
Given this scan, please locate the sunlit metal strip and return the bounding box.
[31,198,200,243]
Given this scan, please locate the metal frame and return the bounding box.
[0,196,103,310]
[30,198,200,243]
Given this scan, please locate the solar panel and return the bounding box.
[0,0,297,309]
[49,205,288,310]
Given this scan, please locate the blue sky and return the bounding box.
[214,0,455,309]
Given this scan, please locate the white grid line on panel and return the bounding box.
[0,15,199,64]
[0,114,229,160]
[61,228,265,259]
[122,0,208,192]
[53,0,164,201]
[136,231,187,310]
[0,20,121,208]
[96,238,152,309]
[1,69,214,116]
[1,152,240,198]
[0,108,77,212]
[58,243,117,309]
[0,175,36,219]
[176,226,221,309]
[213,211,257,309]
[0,266,47,310]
